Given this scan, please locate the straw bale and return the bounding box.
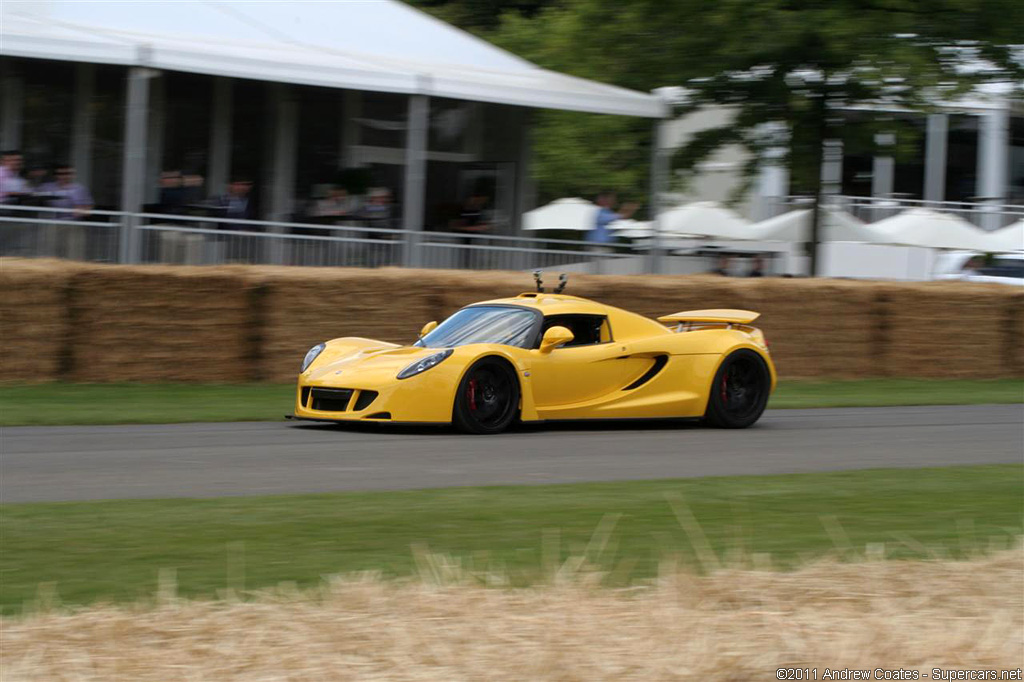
[70,264,253,382]
[881,281,1020,378]
[259,267,451,382]
[2,549,1020,681]
[0,259,79,382]
[734,277,881,378]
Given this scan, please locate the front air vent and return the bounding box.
[311,388,353,412]
[353,390,379,411]
[623,355,668,391]
[300,386,311,407]
[365,412,391,420]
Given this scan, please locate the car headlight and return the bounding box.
[397,349,453,379]
[301,343,326,372]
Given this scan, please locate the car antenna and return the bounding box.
[533,270,545,293]
[553,273,568,294]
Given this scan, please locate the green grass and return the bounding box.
[1,465,1020,614]
[0,379,1021,426]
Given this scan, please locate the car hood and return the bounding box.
[306,345,444,382]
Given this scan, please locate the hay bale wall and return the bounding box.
[1,259,1021,383]
[69,264,255,382]
[0,260,78,381]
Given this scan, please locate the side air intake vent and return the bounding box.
[623,355,668,391]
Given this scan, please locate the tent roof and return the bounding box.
[523,198,600,231]
[0,1,666,118]
[751,208,881,243]
[870,208,991,250]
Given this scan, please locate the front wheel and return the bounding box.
[704,349,771,429]
[452,358,520,434]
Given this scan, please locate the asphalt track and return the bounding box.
[2,405,1022,503]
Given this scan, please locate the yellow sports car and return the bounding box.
[293,283,776,434]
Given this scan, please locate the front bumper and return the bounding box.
[293,366,461,424]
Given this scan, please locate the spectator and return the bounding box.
[710,253,731,276]
[212,178,255,222]
[181,172,205,209]
[25,164,50,193]
[452,191,492,269]
[747,255,765,278]
[360,187,396,267]
[158,170,185,214]
[587,190,637,249]
[312,184,353,221]
[40,163,94,218]
[39,163,93,260]
[0,150,28,204]
[360,187,394,228]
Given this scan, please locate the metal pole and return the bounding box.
[871,131,895,221]
[647,117,669,274]
[977,106,1009,231]
[402,94,429,268]
[72,63,96,190]
[267,83,298,263]
[923,113,948,207]
[119,67,154,264]
[208,77,233,195]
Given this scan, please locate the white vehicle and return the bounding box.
[935,252,1024,286]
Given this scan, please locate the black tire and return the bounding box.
[704,349,771,429]
[452,358,520,435]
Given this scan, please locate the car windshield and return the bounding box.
[417,306,536,349]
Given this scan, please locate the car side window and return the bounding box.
[540,314,610,348]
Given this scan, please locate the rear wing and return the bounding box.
[657,309,761,325]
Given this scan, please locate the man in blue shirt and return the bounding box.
[587,190,637,246]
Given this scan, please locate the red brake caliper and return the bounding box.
[468,379,478,411]
[720,372,728,405]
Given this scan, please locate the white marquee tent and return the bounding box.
[869,208,991,251]
[523,198,601,231]
[983,219,1024,253]
[658,201,755,240]
[0,0,665,117]
[751,208,882,243]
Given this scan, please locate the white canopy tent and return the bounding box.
[0,1,666,118]
[658,201,756,240]
[982,220,1024,253]
[869,208,991,251]
[522,198,601,231]
[751,208,882,243]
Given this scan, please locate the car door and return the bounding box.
[528,315,648,407]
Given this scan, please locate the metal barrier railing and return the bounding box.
[1,205,638,271]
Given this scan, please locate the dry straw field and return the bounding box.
[2,548,1021,681]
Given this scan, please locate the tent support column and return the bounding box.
[977,106,1009,231]
[267,83,298,264]
[208,77,233,196]
[647,116,670,274]
[871,131,895,221]
[119,67,155,264]
[923,113,948,207]
[72,63,96,191]
[402,94,429,268]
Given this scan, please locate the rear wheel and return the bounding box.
[704,350,771,428]
[452,358,520,434]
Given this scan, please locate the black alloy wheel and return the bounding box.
[704,349,771,428]
[452,358,520,434]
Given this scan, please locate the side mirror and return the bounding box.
[539,326,574,353]
[419,320,438,338]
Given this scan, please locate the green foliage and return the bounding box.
[408,0,1023,213]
